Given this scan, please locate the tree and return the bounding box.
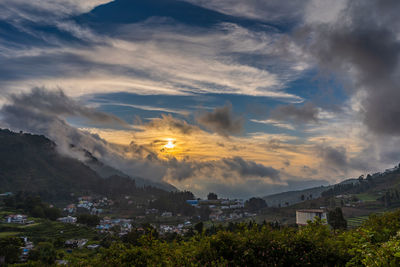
[29,242,57,265]
[199,206,211,221]
[194,222,204,233]
[245,197,267,211]
[77,214,100,227]
[0,237,23,264]
[44,207,61,221]
[207,192,218,200]
[327,207,347,230]
[31,205,45,218]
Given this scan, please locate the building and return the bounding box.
[64,204,76,214]
[296,209,327,225]
[161,212,173,217]
[57,216,77,224]
[6,214,27,224]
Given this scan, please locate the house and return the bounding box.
[296,209,327,226]
[161,212,173,217]
[57,216,77,224]
[87,244,100,250]
[6,214,27,224]
[64,204,76,214]
[65,239,88,248]
[0,192,13,197]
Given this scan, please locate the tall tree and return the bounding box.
[327,207,347,230]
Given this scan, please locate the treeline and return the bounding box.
[321,175,375,197]
[2,192,61,221]
[148,191,196,216]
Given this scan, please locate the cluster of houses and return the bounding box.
[20,237,34,262]
[185,198,257,222]
[158,221,192,234]
[186,198,245,209]
[96,217,133,235]
[64,196,113,215]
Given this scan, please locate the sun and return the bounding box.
[164,139,175,149]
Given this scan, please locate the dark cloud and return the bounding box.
[316,145,372,175]
[301,0,400,135]
[270,102,319,123]
[222,157,280,180]
[317,146,348,171]
[7,88,128,127]
[166,156,280,182]
[197,104,243,137]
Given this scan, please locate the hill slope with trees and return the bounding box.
[0,129,170,203]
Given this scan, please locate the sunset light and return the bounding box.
[164,139,175,149]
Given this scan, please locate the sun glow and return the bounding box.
[164,139,175,149]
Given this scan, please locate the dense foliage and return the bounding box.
[3,193,61,221]
[77,214,100,227]
[83,210,400,266]
[5,210,400,266]
[148,191,195,216]
[245,197,267,211]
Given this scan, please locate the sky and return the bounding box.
[1,0,400,198]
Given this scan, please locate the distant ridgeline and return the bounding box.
[321,165,400,198]
[0,129,172,203]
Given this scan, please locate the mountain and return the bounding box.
[0,129,174,202]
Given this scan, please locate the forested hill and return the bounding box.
[0,129,169,202]
[263,164,400,207]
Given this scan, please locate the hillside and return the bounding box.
[0,129,171,203]
[263,185,332,207]
[83,150,176,191]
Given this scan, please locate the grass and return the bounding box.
[0,231,20,237]
[355,193,379,202]
[1,219,100,244]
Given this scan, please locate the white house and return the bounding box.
[296,209,327,226]
[6,214,27,224]
[57,216,77,224]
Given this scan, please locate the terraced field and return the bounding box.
[347,216,370,228]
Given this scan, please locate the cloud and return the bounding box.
[250,119,295,130]
[222,156,280,180]
[197,104,243,136]
[145,114,199,135]
[0,88,169,183]
[0,0,111,22]
[317,145,348,172]
[165,156,281,182]
[6,88,128,127]
[0,88,286,196]
[183,0,307,22]
[299,0,400,136]
[270,102,319,123]
[0,7,307,100]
